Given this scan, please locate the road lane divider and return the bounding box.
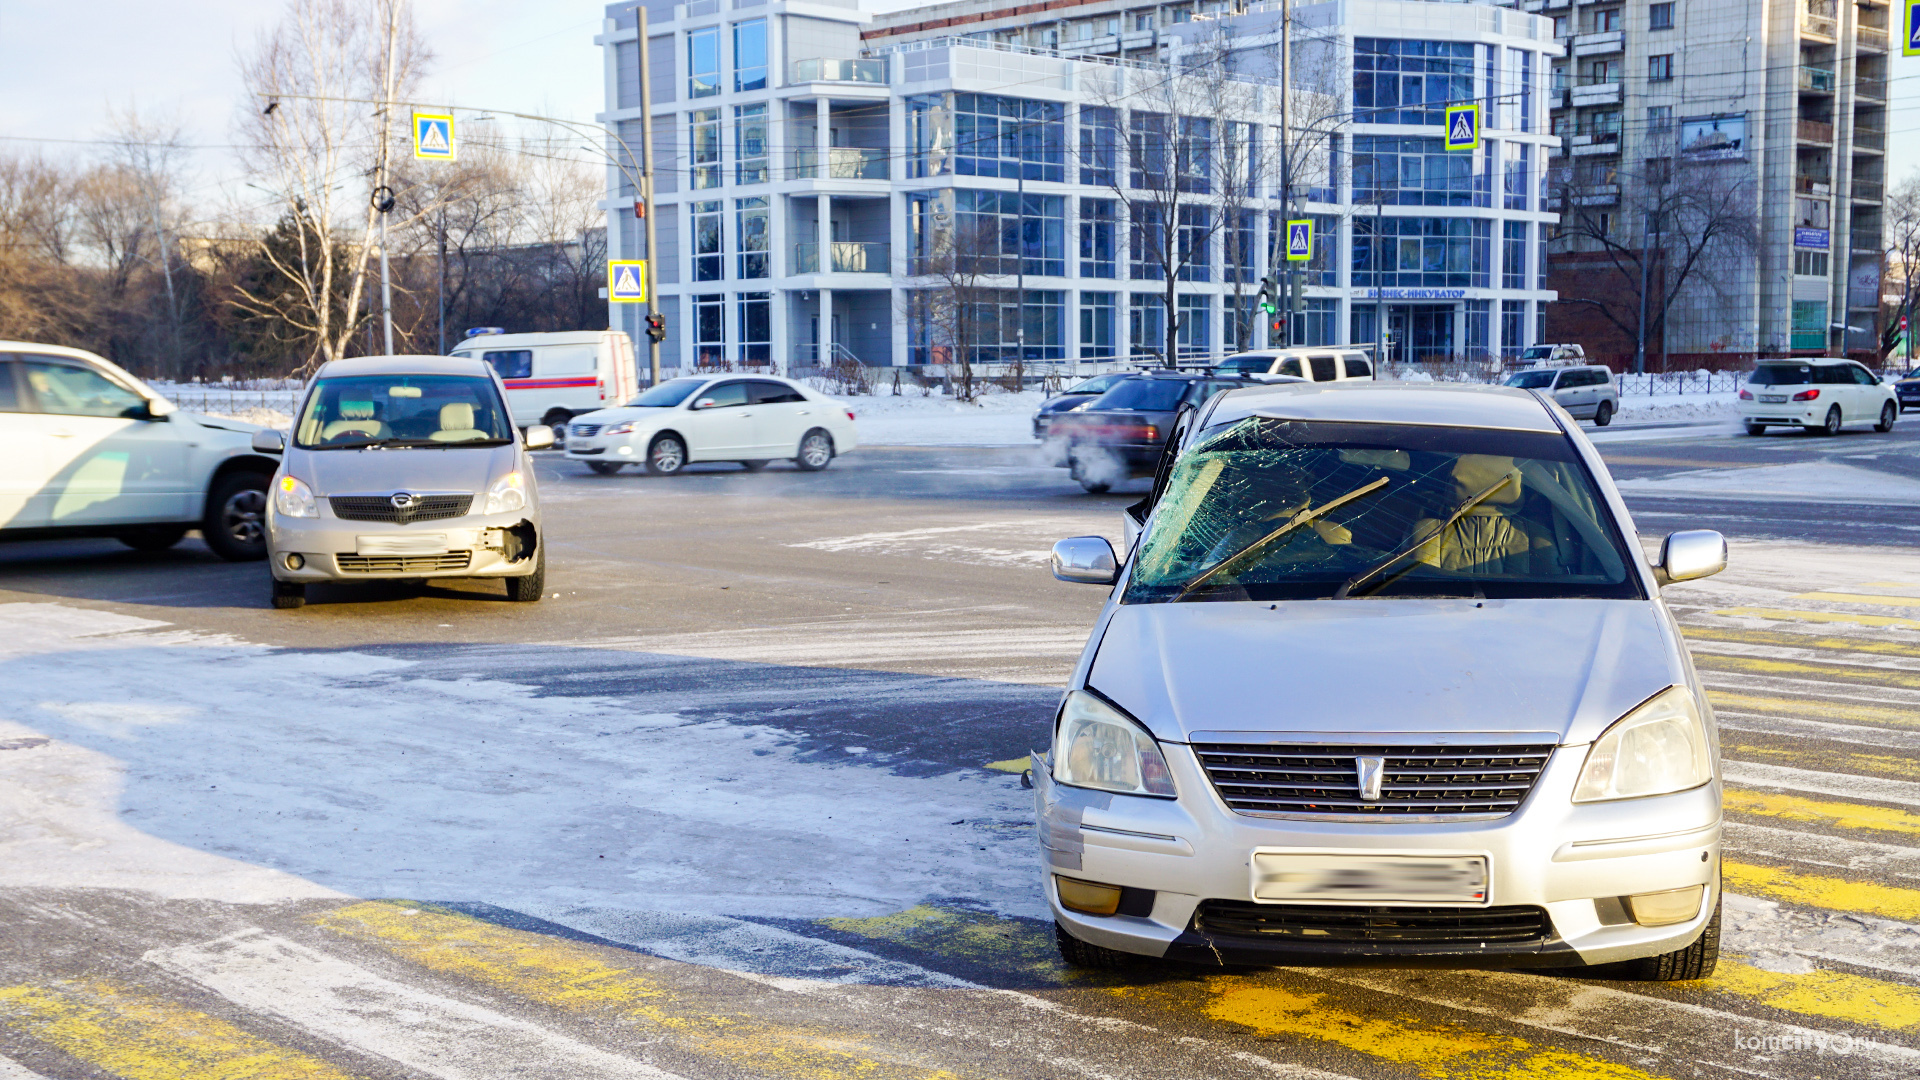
[1725,861,1920,922]
[0,979,354,1080]
[1710,607,1920,631]
[146,929,682,1080]
[1724,788,1920,840]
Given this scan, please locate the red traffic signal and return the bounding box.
[645,314,666,343]
[633,200,646,219]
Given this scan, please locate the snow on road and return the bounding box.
[1615,460,1920,504]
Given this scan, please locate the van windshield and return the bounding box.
[1748,365,1813,386]
[626,378,708,407]
[295,375,514,449]
[1519,346,1555,360]
[1126,418,1639,603]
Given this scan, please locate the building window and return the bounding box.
[1079,198,1117,279]
[1551,15,1569,37]
[1130,294,1167,358]
[906,95,949,180]
[1129,201,1164,280]
[1467,299,1490,356]
[1501,300,1527,359]
[1518,49,1534,134]
[1176,205,1210,282]
[1537,230,1548,290]
[1648,54,1673,82]
[1579,110,1622,141]
[1224,295,1258,352]
[1791,300,1826,349]
[688,27,720,98]
[1225,209,1257,284]
[953,189,1065,276]
[1354,39,1475,126]
[1504,142,1531,211]
[733,19,767,92]
[1794,250,1830,276]
[734,104,767,184]
[1352,217,1492,288]
[952,93,1065,182]
[690,109,721,189]
[1649,3,1675,30]
[1176,295,1211,358]
[1647,105,1673,135]
[1354,136,1492,207]
[694,294,725,367]
[1300,298,1338,347]
[1134,13,1154,31]
[1080,291,1117,358]
[693,201,723,282]
[1503,221,1527,289]
[1225,122,1261,199]
[1584,59,1621,86]
[1129,111,1170,190]
[1079,105,1117,187]
[735,197,768,279]
[1589,8,1622,32]
[1019,290,1066,361]
[1796,197,1830,228]
[1177,117,1212,194]
[737,293,770,366]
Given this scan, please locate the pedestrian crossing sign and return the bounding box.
[412,112,455,160]
[1445,103,1480,151]
[607,260,648,303]
[1906,0,1920,56]
[1286,219,1312,262]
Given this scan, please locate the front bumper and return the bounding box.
[267,507,540,582]
[1036,743,1721,969]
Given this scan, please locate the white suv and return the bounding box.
[1503,365,1620,426]
[0,343,279,559]
[1738,358,1898,436]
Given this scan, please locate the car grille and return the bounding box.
[1193,901,1552,945]
[329,494,473,525]
[1192,742,1556,820]
[570,423,602,437]
[335,551,471,574]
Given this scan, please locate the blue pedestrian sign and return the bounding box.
[607,260,648,303]
[1906,0,1920,56]
[1445,103,1480,152]
[1286,219,1313,262]
[412,112,455,160]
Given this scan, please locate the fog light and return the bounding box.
[617,445,633,455]
[1625,885,1704,927]
[283,553,305,571]
[1055,875,1122,916]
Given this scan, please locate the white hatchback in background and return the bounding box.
[1738,358,1898,436]
[1216,347,1376,382]
[1503,365,1620,426]
[563,374,858,475]
[450,330,638,431]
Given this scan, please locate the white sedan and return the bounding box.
[563,374,858,475]
[1738,358,1898,436]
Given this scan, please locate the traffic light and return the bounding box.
[645,314,666,343]
[1256,273,1280,316]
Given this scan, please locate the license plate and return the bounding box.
[357,534,449,556]
[1251,853,1488,904]
[1760,394,1788,403]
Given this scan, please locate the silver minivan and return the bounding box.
[259,355,554,608]
[1042,381,1725,980]
[1503,364,1620,426]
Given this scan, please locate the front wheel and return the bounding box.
[504,547,545,602]
[1816,405,1843,436]
[795,430,834,472]
[1054,922,1137,970]
[587,461,623,475]
[1592,399,1614,427]
[646,434,687,475]
[118,526,187,552]
[203,472,271,561]
[1876,401,1897,433]
[270,580,306,610]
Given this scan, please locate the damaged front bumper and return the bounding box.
[266,509,541,582]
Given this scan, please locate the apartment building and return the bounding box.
[596,0,1560,369]
[1525,0,1890,362]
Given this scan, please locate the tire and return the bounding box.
[1876,401,1897,433]
[795,429,834,472]
[1054,922,1137,970]
[503,546,545,602]
[1592,399,1614,427]
[1068,448,1112,494]
[1079,479,1111,494]
[587,461,624,475]
[117,526,187,552]
[645,433,687,475]
[1614,895,1720,982]
[739,460,769,472]
[1816,405,1842,436]
[203,471,271,561]
[270,580,306,609]
[1743,422,1766,436]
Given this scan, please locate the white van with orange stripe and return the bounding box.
[450,330,638,431]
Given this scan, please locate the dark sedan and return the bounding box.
[1048,372,1261,492]
[1032,372,1133,439]
[1898,368,1920,413]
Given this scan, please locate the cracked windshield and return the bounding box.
[1128,419,1639,603]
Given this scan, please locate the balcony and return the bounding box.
[1853,179,1884,202]
[791,147,890,181]
[1852,230,1884,253]
[1798,66,1835,93]
[1570,82,1622,107]
[1854,125,1885,152]
[794,241,890,274]
[1573,185,1621,207]
[1795,174,1832,195]
[1858,26,1889,51]
[1797,118,1834,144]
[1573,31,1625,56]
[1857,76,1887,100]
[789,57,888,84]
[1571,132,1621,156]
[1802,0,1839,38]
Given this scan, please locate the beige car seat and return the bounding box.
[320,400,386,441]
[430,402,488,442]
[1411,454,1552,574]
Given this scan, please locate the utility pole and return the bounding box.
[437,203,447,354]
[1017,169,1027,372]
[1280,0,1295,346]
[1634,208,1651,375]
[637,6,662,385]
[377,5,398,356]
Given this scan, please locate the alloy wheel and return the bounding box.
[799,434,832,470]
[223,488,267,546]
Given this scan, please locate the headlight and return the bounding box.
[1052,690,1176,797]
[483,471,527,514]
[274,475,317,518]
[1573,686,1712,802]
[604,420,639,436]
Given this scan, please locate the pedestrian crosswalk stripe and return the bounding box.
[1725,787,1920,839]
[147,929,683,1080]
[1795,591,1920,608]
[1725,820,1920,881]
[0,1057,51,1080]
[1725,760,1920,808]
[819,904,1064,984]
[1683,624,1920,659]
[1693,652,1920,690]
[1709,691,1920,731]
[1711,606,1920,630]
[1712,959,1920,1032]
[1729,742,1920,782]
[1726,859,1920,921]
[0,980,354,1080]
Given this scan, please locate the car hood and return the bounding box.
[294,443,517,496]
[181,412,267,436]
[1088,598,1684,746]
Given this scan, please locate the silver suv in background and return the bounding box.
[1503,365,1620,426]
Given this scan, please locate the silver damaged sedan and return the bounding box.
[1041,381,1726,980]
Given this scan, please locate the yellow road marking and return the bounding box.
[983,757,1030,774]
[1725,860,1920,921]
[1796,592,1920,608]
[1692,653,1920,690]
[1707,691,1920,730]
[313,901,969,1080]
[1713,960,1920,1032]
[821,904,1064,984]
[1712,607,1920,631]
[1729,743,1920,783]
[1683,624,1920,659]
[0,980,353,1080]
[1198,980,1673,1079]
[1724,788,1920,838]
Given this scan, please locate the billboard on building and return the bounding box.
[1679,115,1746,160]
[1848,258,1882,312]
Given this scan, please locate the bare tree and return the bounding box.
[902,213,1007,402]
[102,108,193,376]
[1882,171,1920,362]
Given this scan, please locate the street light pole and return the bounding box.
[637,6,661,385]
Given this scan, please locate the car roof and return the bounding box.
[452,331,608,349]
[1126,370,1251,381]
[314,354,493,378]
[1755,357,1851,365]
[1207,381,1561,433]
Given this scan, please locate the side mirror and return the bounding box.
[251,429,285,453]
[145,397,177,419]
[1657,529,1726,586]
[693,397,718,410]
[1051,536,1119,585]
[524,424,556,451]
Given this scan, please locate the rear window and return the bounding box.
[1309,356,1337,381]
[1344,357,1372,379]
[1068,373,1128,394]
[1094,379,1189,411]
[1748,365,1812,386]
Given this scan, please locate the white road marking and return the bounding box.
[146,930,684,1080]
[1726,821,1920,881]
[1722,760,1920,808]
[1715,709,1920,752]
[0,1058,52,1080]
[1684,636,1920,673]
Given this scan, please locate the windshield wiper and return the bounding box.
[1171,477,1389,603]
[1334,472,1515,600]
